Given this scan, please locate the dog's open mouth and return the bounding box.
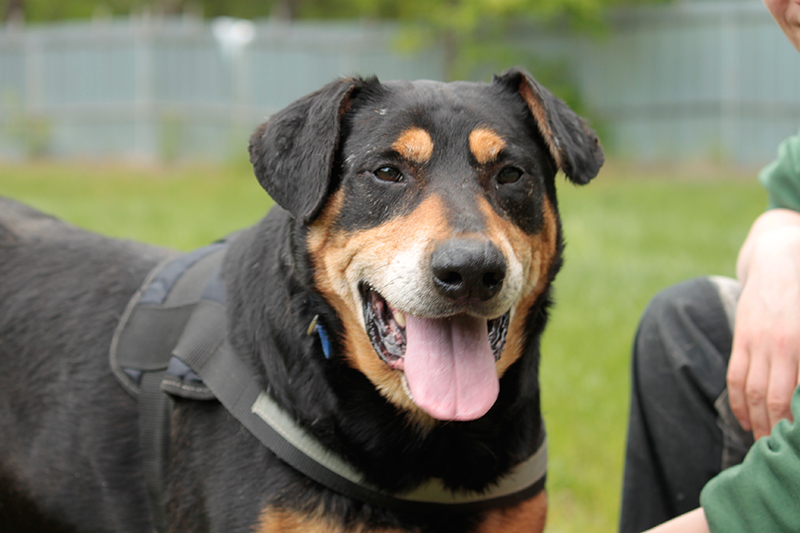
[362,286,510,421]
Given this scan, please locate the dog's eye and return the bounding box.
[374,166,403,183]
[497,166,523,184]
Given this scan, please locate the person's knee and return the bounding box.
[634,277,732,398]
[634,278,718,374]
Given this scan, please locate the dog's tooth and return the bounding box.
[394,310,406,328]
[401,374,413,400]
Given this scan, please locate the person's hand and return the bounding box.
[728,209,800,439]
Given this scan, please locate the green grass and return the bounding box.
[0,161,766,532]
[541,168,764,532]
[0,162,272,250]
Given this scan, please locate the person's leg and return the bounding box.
[618,277,751,533]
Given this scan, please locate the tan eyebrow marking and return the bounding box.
[469,127,507,165]
[392,127,434,164]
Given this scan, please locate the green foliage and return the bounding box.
[2,0,666,111]
[5,0,138,21]
[4,113,51,158]
[1,90,52,159]
[0,161,765,532]
[4,0,669,26]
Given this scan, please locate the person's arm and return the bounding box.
[650,386,800,533]
[701,385,800,532]
[727,208,800,439]
[643,508,710,533]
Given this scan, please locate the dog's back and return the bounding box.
[0,198,168,532]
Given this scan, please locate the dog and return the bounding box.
[0,67,603,533]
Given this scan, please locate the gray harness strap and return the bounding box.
[110,243,226,532]
[173,304,548,513]
[110,241,548,529]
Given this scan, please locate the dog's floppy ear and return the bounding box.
[249,77,364,222]
[493,68,604,185]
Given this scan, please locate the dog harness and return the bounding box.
[110,241,548,531]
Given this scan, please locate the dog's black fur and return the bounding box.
[0,68,602,533]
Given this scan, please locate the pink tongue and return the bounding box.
[403,314,499,421]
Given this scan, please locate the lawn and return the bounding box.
[540,166,764,532]
[0,161,766,532]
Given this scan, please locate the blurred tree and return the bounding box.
[0,0,274,21]
[2,0,667,24]
[0,0,663,115]
[369,0,670,79]
[1,0,665,83]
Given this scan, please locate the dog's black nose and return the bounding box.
[431,239,506,302]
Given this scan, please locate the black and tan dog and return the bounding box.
[0,68,602,533]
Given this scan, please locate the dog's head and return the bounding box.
[249,68,603,424]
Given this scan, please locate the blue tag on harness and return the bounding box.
[316,322,333,359]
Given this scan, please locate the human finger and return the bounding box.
[743,353,771,440]
[727,336,752,432]
[766,359,796,431]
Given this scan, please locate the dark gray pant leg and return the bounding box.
[618,277,752,533]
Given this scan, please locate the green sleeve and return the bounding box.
[701,385,800,533]
[759,128,800,211]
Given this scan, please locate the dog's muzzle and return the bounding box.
[361,237,514,422]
